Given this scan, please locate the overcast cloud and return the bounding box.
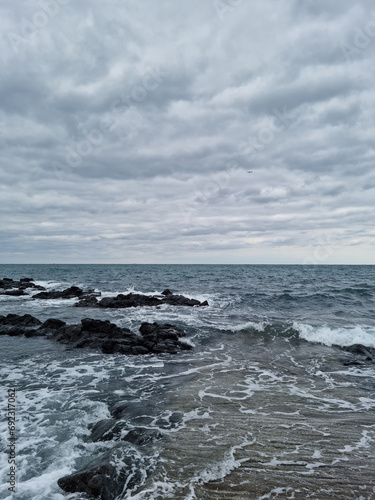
[0,0,374,264]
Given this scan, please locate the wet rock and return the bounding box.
[0,314,42,327]
[0,313,191,356]
[5,290,27,296]
[57,442,147,499]
[90,419,125,442]
[344,344,374,360]
[40,318,66,331]
[0,278,45,294]
[123,427,163,446]
[33,286,84,300]
[0,314,42,337]
[74,295,99,307]
[75,291,208,308]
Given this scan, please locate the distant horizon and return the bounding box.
[1,262,374,266]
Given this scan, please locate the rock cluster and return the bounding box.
[75,290,208,308]
[0,277,45,296]
[0,314,191,356]
[33,286,100,300]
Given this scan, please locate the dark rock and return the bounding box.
[123,428,163,446]
[57,442,146,499]
[81,318,125,338]
[162,294,201,307]
[98,293,162,309]
[90,419,125,442]
[74,295,99,307]
[342,359,366,366]
[0,311,192,356]
[51,325,82,343]
[0,278,45,294]
[5,290,27,296]
[75,290,208,308]
[0,314,42,327]
[345,344,374,360]
[40,318,66,331]
[33,286,84,300]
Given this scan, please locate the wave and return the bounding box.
[293,322,375,349]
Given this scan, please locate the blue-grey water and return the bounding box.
[0,265,375,499]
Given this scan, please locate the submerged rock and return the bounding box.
[57,442,148,499]
[90,419,125,442]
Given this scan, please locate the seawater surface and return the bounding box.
[0,265,374,499]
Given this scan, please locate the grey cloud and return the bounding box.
[0,0,374,263]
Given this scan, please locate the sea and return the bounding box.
[0,264,375,500]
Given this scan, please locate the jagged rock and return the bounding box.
[123,428,163,446]
[57,442,147,499]
[344,344,374,360]
[0,314,191,356]
[0,314,42,337]
[0,278,45,294]
[75,291,208,308]
[5,290,27,296]
[0,314,42,327]
[33,286,84,300]
[90,419,125,442]
[41,318,67,330]
[74,295,99,307]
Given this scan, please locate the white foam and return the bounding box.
[293,322,375,348]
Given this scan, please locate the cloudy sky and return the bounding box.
[0,0,374,264]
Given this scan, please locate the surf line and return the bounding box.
[7,388,17,493]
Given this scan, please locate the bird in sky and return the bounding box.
[247,170,253,173]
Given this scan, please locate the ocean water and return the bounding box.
[0,264,374,499]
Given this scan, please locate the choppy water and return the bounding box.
[0,265,375,499]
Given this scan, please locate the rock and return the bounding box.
[74,295,99,307]
[0,314,42,337]
[40,318,66,330]
[0,278,45,294]
[0,313,191,356]
[5,290,27,296]
[81,318,127,338]
[57,442,147,499]
[345,344,374,360]
[162,294,201,307]
[0,314,42,327]
[75,291,208,308]
[51,325,82,343]
[97,293,162,308]
[90,419,125,442]
[33,286,84,300]
[123,427,163,446]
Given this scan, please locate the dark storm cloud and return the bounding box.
[0,0,374,263]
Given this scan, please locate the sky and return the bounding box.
[0,0,374,264]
